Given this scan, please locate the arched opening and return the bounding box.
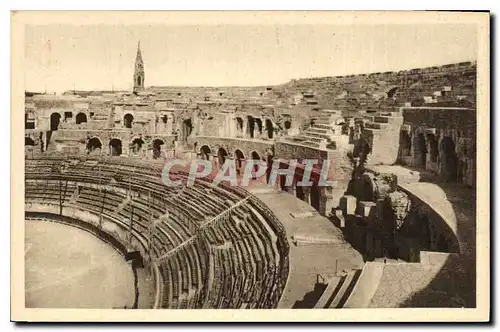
[251,151,261,179]
[131,138,145,154]
[247,116,255,138]
[182,119,193,142]
[310,185,321,211]
[400,130,412,156]
[265,119,274,139]
[427,134,439,163]
[255,119,263,136]
[86,137,102,154]
[296,185,305,201]
[50,113,61,131]
[234,149,245,176]
[153,139,165,160]
[236,117,244,133]
[387,86,399,98]
[25,137,35,146]
[440,137,458,182]
[75,112,87,125]
[217,148,228,169]
[124,114,134,129]
[109,139,122,156]
[200,145,212,161]
[413,132,427,167]
[284,120,291,130]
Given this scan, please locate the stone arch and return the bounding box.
[75,112,88,124]
[131,137,145,154]
[234,149,245,175]
[86,137,102,155]
[109,138,122,156]
[440,136,458,182]
[153,139,165,160]
[200,145,212,160]
[387,86,399,98]
[50,113,61,131]
[413,131,427,167]
[265,119,274,139]
[124,113,134,129]
[217,147,228,168]
[251,151,262,161]
[250,151,262,180]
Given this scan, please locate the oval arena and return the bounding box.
[25,156,290,309]
[24,41,477,309]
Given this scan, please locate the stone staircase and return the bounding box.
[285,110,345,149]
[313,268,362,308]
[360,109,404,165]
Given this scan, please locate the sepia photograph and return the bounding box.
[10,10,490,322]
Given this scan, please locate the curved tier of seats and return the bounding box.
[25,156,290,309]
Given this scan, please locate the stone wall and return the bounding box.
[398,107,476,186]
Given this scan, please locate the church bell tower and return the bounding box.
[133,41,145,94]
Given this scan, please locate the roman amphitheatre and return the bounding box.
[24,42,477,309]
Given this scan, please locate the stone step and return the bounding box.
[365,122,390,130]
[313,123,333,130]
[378,111,401,117]
[303,130,329,138]
[314,276,342,309]
[301,135,325,142]
[301,140,321,147]
[374,115,404,124]
[327,270,358,308]
[306,128,329,136]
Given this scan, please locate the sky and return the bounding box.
[24,24,478,94]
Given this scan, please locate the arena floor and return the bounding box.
[25,219,136,308]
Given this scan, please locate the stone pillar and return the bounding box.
[253,119,260,140]
[228,114,237,138]
[242,119,248,138]
[321,190,337,217]
[165,114,173,135]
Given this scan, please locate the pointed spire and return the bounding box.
[136,40,142,62]
[133,41,145,93]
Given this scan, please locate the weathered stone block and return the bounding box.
[356,200,377,219]
[339,195,356,216]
